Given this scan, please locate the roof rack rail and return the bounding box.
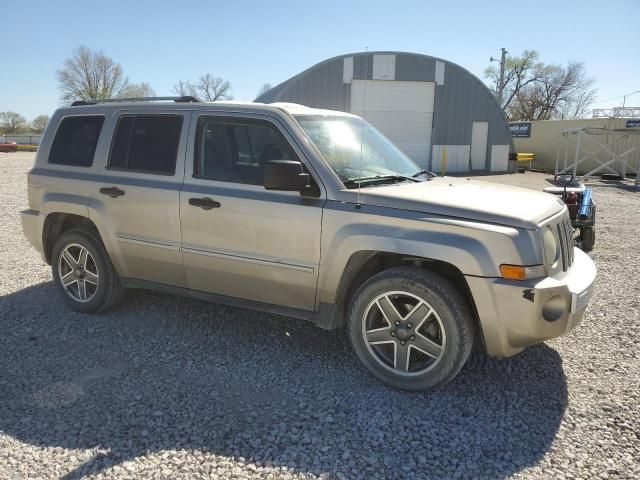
[70,96,200,107]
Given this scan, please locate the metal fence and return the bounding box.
[3,134,42,145]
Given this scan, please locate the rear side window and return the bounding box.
[48,116,104,167]
[109,115,183,175]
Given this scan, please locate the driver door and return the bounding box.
[179,112,325,311]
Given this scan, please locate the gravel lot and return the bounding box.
[1,152,638,479]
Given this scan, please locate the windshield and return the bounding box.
[294,115,422,185]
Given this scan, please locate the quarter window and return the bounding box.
[109,115,183,175]
[48,116,104,167]
[195,117,297,185]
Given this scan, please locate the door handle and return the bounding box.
[99,186,125,198]
[189,197,221,210]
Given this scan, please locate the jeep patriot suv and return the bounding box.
[21,97,596,391]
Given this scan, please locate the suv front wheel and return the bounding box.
[51,229,124,313]
[347,267,474,391]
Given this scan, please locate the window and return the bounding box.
[49,116,104,167]
[295,115,420,184]
[109,115,183,175]
[195,117,297,185]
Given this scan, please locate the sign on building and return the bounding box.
[626,119,640,128]
[509,122,531,137]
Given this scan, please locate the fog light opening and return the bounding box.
[542,295,566,322]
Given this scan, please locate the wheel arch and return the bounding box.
[329,251,482,341]
[42,213,103,265]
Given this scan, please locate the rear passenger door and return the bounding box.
[179,113,324,311]
[89,111,189,287]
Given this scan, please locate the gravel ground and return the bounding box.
[1,152,638,479]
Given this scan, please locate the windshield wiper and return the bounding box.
[412,169,437,179]
[344,174,421,188]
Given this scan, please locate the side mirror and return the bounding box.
[264,160,310,191]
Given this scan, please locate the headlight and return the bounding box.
[543,226,559,266]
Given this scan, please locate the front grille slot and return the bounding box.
[555,214,574,272]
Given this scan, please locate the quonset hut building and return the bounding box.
[256,51,513,173]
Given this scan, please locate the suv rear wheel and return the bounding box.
[347,267,474,391]
[51,229,124,313]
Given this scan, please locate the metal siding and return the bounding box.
[256,52,513,171]
[395,55,435,81]
[343,57,354,83]
[260,58,349,112]
[353,54,374,80]
[432,61,512,154]
[372,54,396,80]
[435,61,445,85]
[490,145,510,171]
[471,122,489,169]
[431,145,470,173]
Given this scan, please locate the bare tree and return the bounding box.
[256,83,272,99]
[57,46,129,102]
[0,111,27,134]
[509,61,596,121]
[173,74,232,101]
[196,74,232,101]
[172,80,196,97]
[119,82,156,98]
[31,115,50,133]
[485,50,596,120]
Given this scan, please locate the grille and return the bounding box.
[555,213,574,271]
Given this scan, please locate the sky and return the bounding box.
[1,0,639,121]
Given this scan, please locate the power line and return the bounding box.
[592,91,640,105]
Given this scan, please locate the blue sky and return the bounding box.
[1,0,639,120]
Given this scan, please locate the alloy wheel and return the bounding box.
[361,291,446,375]
[57,243,99,302]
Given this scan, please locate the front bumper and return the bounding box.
[466,247,596,357]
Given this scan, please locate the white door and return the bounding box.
[351,80,435,168]
[470,121,489,170]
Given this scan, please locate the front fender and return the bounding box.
[317,201,538,306]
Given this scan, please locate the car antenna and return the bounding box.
[357,48,369,209]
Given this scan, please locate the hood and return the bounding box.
[356,176,565,229]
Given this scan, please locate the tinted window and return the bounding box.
[195,118,296,185]
[109,115,182,175]
[49,116,104,167]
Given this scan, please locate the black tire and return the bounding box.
[581,226,595,252]
[347,267,475,391]
[51,228,124,313]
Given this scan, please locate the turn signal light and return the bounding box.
[500,264,545,281]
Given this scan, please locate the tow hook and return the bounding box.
[523,289,535,302]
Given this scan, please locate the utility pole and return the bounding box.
[622,90,640,108]
[490,48,508,108]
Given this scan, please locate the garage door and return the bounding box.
[350,80,435,167]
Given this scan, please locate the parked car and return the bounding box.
[0,140,18,152]
[21,98,596,391]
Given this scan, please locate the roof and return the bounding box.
[59,99,355,118]
[270,103,357,117]
[256,50,497,104]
